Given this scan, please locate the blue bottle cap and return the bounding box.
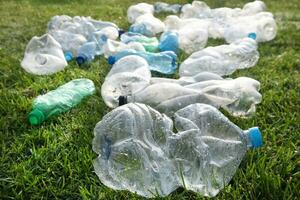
[76,55,86,66]
[64,51,73,61]
[108,56,115,65]
[248,32,257,40]
[248,127,263,148]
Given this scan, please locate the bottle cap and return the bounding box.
[248,127,263,148]
[118,96,127,106]
[76,55,86,66]
[248,32,257,40]
[28,109,45,125]
[118,29,126,37]
[108,56,115,65]
[64,51,73,61]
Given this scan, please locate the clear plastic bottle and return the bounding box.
[129,14,165,37]
[21,34,67,75]
[108,49,177,74]
[127,3,154,24]
[179,35,259,76]
[154,2,182,14]
[76,42,97,66]
[101,55,151,108]
[102,39,145,58]
[49,30,87,61]
[28,79,95,125]
[93,103,263,198]
[125,76,261,117]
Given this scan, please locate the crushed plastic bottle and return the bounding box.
[127,3,154,24]
[129,13,165,37]
[28,79,95,125]
[108,49,177,74]
[93,103,263,198]
[179,36,259,76]
[48,15,119,40]
[180,0,266,19]
[76,42,97,66]
[49,30,87,61]
[90,26,119,55]
[120,32,159,52]
[159,31,179,53]
[223,12,277,43]
[21,34,68,75]
[102,39,145,58]
[154,2,182,14]
[101,55,151,108]
[164,15,209,53]
[125,76,261,117]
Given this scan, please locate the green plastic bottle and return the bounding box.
[28,78,95,125]
[136,37,159,52]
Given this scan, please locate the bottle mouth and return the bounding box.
[118,29,126,37]
[118,96,127,106]
[28,109,45,125]
[76,55,86,66]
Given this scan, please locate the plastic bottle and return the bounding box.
[120,32,159,52]
[28,79,95,125]
[101,55,151,108]
[223,12,277,43]
[180,0,266,19]
[154,2,182,14]
[90,26,119,55]
[49,30,87,61]
[102,39,145,58]
[108,49,177,74]
[179,35,259,76]
[124,76,261,117]
[164,15,209,53]
[76,42,97,66]
[93,103,263,198]
[159,31,179,53]
[129,14,165,37]
[21,34,68,75]
[127,3,154,24]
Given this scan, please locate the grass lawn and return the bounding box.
[0,0,299,199]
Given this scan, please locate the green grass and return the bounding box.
[0,0,299,199]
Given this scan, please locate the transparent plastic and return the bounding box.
[93,103,263,198]
[21,34,67,75]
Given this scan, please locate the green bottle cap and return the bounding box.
[28,109,45,125]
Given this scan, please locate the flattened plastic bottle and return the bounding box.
[179,36,259,76]
[125,76,261,117]
[120,32,159,52]
[164,15,209,53]
[28,79,95,125]
[101,55,151,108]
[154,2,182,14]
[102,39,145,58]
[129,14,165,37]
[223,12,277,43]
[108,49,177,74]
[90,27,119,55]
[49,30,87,61]
[21,34,67,75]
[93,103,263,198]
[127,3,154,24]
